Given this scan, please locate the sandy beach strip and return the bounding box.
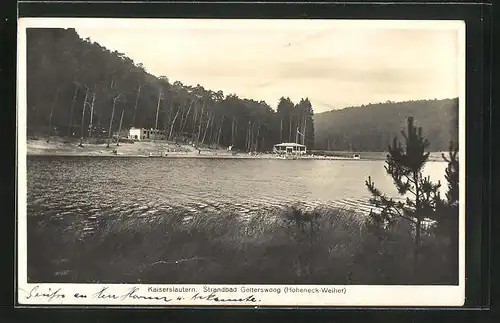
[25,138,445,161]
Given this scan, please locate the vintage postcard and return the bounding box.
[17,18,466,307]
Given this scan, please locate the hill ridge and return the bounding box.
[313,98,458,152]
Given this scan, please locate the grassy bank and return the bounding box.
[27,205,457,285]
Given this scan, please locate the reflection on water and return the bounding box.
[27,156,447,233]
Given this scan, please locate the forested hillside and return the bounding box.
[26,28,315,151]
[313,99,458,152]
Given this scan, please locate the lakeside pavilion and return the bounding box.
[273,142,307,155]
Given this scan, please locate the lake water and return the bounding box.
[26,157,448,227]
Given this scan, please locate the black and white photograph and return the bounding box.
[17,18,465,306]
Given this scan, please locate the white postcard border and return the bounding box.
[16,18,467,307]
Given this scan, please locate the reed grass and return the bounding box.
[27,204,457,285]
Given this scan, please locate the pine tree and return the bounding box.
[432,141,459,270]
[437,141,459,283]
[365,117,442,277]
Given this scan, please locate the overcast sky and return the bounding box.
[67,19,462,113]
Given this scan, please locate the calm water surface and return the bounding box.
[27,157,447,229]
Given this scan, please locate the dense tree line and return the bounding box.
[26,28,315,151]
[313,98,459,152]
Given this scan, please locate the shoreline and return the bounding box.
[25,138,366,160]
[26,151,367,160]
[25,138,446,161]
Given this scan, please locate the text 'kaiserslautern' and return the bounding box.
[148,286,197,293]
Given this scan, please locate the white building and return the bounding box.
[128,127,166,141]
[273,142,307,155]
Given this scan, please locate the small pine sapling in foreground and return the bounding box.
[365,117,442,274]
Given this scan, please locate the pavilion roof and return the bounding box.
[274,142,306,147]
